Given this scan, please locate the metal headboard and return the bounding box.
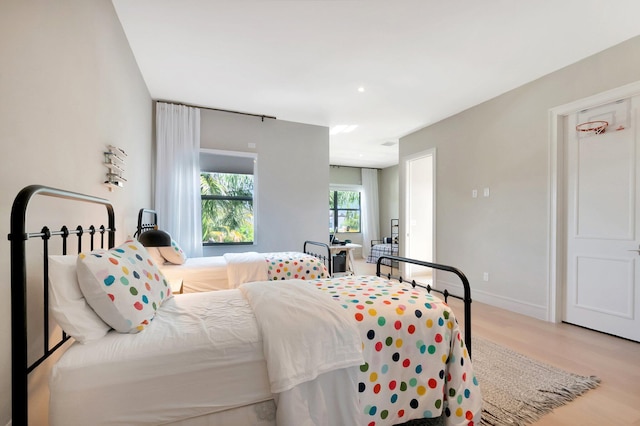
[376,255,473,358]
[134,208,158,238]
[303,240,332,276]
[8,185,116,425]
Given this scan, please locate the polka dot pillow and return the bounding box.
[159,239,187,265]
[76,239,172,333]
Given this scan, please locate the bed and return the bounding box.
[135,209,331,292]
[10,185,480,426]
[367,218,399,268]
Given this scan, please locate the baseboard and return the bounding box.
[437,279,548,321]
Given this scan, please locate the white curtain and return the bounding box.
[155,102,203,258]
[361,168,380,259]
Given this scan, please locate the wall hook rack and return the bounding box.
[104,145,127,191]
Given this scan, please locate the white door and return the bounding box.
[565,96,640,342]
[404,150,434,278]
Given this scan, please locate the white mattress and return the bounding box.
[49,290,272,426]
[159,256,229,293]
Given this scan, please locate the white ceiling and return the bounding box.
[112,0,640,169]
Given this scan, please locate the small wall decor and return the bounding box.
[104,145,127,190]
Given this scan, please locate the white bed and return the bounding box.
[158,251,330,293]
[10,187,480,426]
[49,274,481,426]
[50,287,363,425]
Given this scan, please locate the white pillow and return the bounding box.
[146,246,166,266]
[48,255,111,343]
[159,239,187,265]
[77,239,173,333]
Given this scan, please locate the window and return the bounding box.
[200,150,256,245]
[329,189,361,233]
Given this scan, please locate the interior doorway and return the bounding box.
[403,149,435,281]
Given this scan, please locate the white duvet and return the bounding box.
[50,281,364,426]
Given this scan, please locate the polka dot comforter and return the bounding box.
[312,275,482,426]
[265,252,330,281]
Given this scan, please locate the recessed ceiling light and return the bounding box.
[330,125,358,135]
[358,87,365,93]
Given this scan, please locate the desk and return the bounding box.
[329,243,362,275]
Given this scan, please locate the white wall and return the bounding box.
[200,109,329,255]
[0,1,152,424]
[400,35,640,320]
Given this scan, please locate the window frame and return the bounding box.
[329,185,362,234]
[200,149,257,246]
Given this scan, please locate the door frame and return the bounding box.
[548,80,640,322]
[401,148,436,277]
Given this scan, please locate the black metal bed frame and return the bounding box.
[375,255,473,358]
[302,240,333,276]
[8,185,116,426]
[134,208,158,238]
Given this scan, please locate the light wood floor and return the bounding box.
[354,259,640,426]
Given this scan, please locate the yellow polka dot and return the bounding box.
[417,386,426,396]
[396,307,405,315]
[426,319,433,328]
[395,339,403,348]
[122,266,129,275]
[370,372,378,382]
[368,308,377,316]
[456,408,463,417]
[79,253,86,259]
[447,321,453,329]
[442,355,448,363]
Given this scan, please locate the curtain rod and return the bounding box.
[330,165,381,171]
[156,99,277,121]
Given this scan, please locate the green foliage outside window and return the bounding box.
[201,172,254,244]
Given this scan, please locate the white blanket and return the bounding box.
[239,280,364,393]
[224,252,269,288]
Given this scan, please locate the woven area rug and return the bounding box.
[402,336,600,426]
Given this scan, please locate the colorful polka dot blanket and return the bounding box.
[264,252,329,281]
[312,275,481,426]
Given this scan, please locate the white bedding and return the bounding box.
[50,290,271,425]
[50,276,481,426]
[158,251,329,293]
[224,252,269,288]
[159,256,229,293]
[50,284,361,426]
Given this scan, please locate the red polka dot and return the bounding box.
[462,372,467,382]
[375,342,383,351]
[408,324,416,334]
[428,378,437,388]
[373,384,381,394]
[402,359,411,368]
[356,305,365,310]
[394,320,402,330]
[109,257,119,265]
[134,301,143,310]
[398,410,405,417]
[108,294,114,301]
[435,333,443,343]
[466,411,474,420]
[389,380,397,390]
[355,313,364,321]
